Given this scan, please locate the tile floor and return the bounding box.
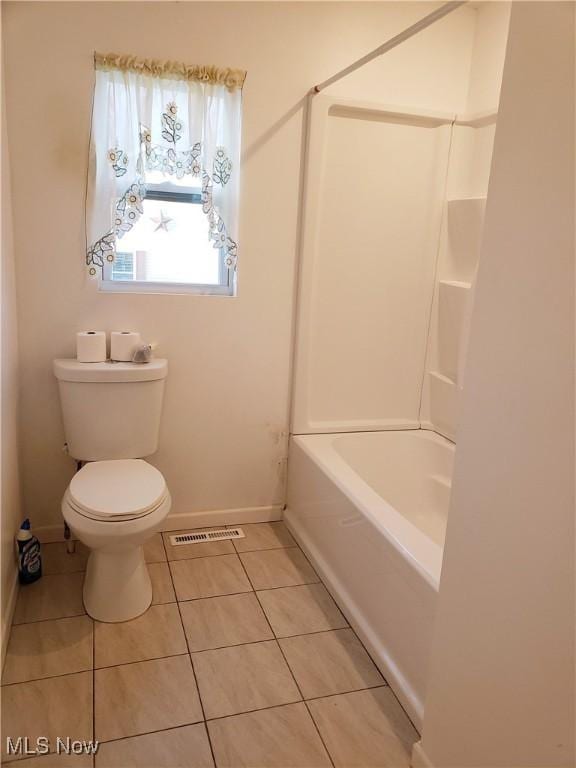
[2,522,418,767]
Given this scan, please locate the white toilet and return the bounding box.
[53,358,170,622]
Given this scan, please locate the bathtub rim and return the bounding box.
[290,428,452,590]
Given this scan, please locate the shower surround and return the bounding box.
[286,21,504,729]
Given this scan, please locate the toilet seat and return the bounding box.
[69,459,168,522]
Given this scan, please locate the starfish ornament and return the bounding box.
[151,210,173,232]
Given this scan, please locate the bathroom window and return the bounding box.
[100,178,232,295]
[86,53,245,296]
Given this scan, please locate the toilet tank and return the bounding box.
[53,359,168,461]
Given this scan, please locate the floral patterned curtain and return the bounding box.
[86,53,245,279]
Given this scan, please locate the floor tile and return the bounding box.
[240,548,319,590]
[95,724,214,768]
[233,522,296,552]
[1,671,93,763]
[163,529,234,560]
[2,615,93,685]
[279,629,385,699]
[149,562,176,604]
[94,602,186,668]
[13,573,85,625]
[308,687,417,767]
[169,554,251,601]
[180,592,273,652]
[95,655,202,742]
[208,702,332,768]
[143,533,166,563]
[192,640,301,719]
[41,542,89,575]
[258,583,348,637]
[11,754,94,767]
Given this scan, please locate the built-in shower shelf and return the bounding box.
[446,196,487,204]
[429,370,456,387]
[428,371,457,442]
[446,197,486,283]
[437,281,470,382]
[438,279,471,290]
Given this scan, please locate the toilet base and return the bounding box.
[62,488,171,623]
[83,545,152,622]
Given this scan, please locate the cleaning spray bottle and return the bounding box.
[16,519,42,584]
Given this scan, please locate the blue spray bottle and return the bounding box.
[16,519,42,584]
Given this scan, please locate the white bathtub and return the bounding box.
[285,429,454,731]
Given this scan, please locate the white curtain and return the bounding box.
[86,54,245,279]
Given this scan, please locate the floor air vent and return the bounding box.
[169,528,245,546]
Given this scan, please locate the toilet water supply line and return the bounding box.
[310,1,468,95]
[63,459,84,554]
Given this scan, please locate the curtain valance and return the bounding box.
[94,52,246,90]
[86,52,245,279]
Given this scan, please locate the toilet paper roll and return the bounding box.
[110,331,142,362]
[76,331,107,363]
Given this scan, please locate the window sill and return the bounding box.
[99,280,235,297]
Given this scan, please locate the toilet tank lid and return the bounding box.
[53,359,168,383]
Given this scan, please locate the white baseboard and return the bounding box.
[35,524,70,544]
[411,741,435,768]
[35,505,284,543]
[162,505,283,531]
[1,568,19,673]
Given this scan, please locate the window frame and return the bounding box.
[99,182,234,296]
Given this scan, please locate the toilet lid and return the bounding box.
[69,460,167,521]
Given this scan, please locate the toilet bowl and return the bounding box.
[62,459,171,622]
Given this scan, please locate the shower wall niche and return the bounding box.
[419,116,495,440]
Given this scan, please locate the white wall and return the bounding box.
[1,57,22,659]
[3,1,476,534]
[465,1,511,115]
[415,3,575,766]
[450,0,511,201]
